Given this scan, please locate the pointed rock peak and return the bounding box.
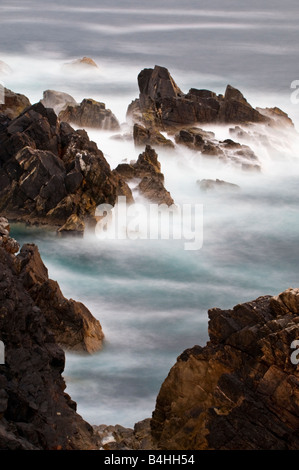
[138,65,183,100]
[225,84,248,105]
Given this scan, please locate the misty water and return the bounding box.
[2,0,299,427]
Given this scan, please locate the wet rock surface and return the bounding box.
[0,88,31,120]
[0,101,132,233]
[151,290,299,450]
[127,65,270,130]
[59,98,120,131]
[0,219,100,449]
[114,145,174,205]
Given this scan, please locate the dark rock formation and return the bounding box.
[0,88,31,120]
[133,123,174,149]
[151,289,299,450]
[127,65,270,131]
[17,243,104,353]
[114,145,174,205]
[59,98,120,131]
[197,179,240,191]
[0,221,99,449]
[0,101,132,233]
[175,128,260,170]
[41,90,78,115]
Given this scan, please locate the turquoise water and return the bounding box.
[11,159,299,426]
[3,0,299,427]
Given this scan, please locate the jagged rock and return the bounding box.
[0,88,31,120]
[114,145,174,205]
[151,290,299,450]
[127,65,270,131]
[133,123,174,148]
[197,179,240,191]
[175,127,260,170]
[175,128,215,150]
[138,175,174,206]
[41,90,78,115]
[0,225,99,449]
[59,98,120,130]
[0,101,132,233]
[16,243,104,353]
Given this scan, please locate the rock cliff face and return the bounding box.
[0,219,99,449]
[151,290,299,450]
[0,101,132,234]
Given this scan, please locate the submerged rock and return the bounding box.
[0,221,99,449]
[151,290,299,450]
[59,98,120,130]
[0,100,132,233]
[197,179,240,191]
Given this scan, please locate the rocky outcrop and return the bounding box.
[41,90,78,115]
[127,65,270,130]
[133,123,174,149]
[114,145,174,205]
[94,419,154,450]
[151,289,299,450]
[63,57,99,71]
[59,98,120,131]
[17,243,104,353]
[0,221,99,449]
[197,179,240,191]
[0,101,132,233]
[256,107,294,128]
[175,128,261,170]
[0,88,31,120]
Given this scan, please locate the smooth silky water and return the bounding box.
[3,0,299,426]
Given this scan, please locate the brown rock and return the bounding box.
[128,66,270,130]
[0,88,31,120]
[16,243,104,353]
[151,290,299,450]
[0,228,99,449]
[115,145,174,205]
[0,101,132,233]
[63,57,99,70]
[133,123,174,149]
[59,98,120,130]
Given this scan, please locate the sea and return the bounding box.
[1,0,299,427]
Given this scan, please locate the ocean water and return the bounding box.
[2,1,299,427]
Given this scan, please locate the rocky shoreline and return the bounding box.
[1,219,298,449]
[0,64,299,450]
